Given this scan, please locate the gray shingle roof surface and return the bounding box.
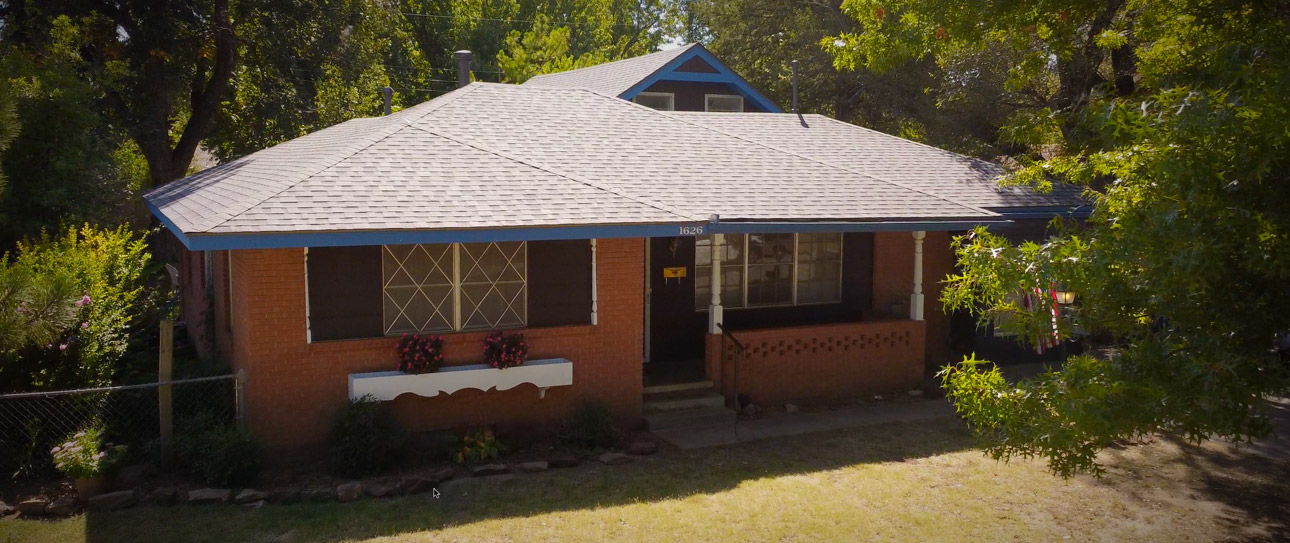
[671,112,1085,209]
[147,83,1040,239]
[521,44,695,97]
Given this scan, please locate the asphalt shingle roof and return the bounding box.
[670,112,1085,210]
[521,45,695,97]
[149,82,1084,241]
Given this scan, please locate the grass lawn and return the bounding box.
[5,415,1288,543]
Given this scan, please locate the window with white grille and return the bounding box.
[382,242,526,335]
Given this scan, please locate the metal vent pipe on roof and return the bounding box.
[791,60,800,114]
[381,86,393,115]
[454,50,473,88]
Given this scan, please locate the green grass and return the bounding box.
[4,416,1283,543]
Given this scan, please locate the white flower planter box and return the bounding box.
[348,358,573,401]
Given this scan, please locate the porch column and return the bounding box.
[911,231,925,321]
[590,239,598,325]
[708,233,724,334]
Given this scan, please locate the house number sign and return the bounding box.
[678,225,705,236]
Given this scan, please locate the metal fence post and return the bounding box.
[234,369,247,428]
[158,319,174,466]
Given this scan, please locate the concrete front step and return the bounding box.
[642,380,714,395]
[643,405,737,432]
[642,390,726,413]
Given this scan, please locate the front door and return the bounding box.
[647,237,705,378]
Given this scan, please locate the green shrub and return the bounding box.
[447,428,505,464]
[328,396,405,477]
[565,399,619,449]
[50,424,127,479]
[176,417,263,487]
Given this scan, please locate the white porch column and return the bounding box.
[708,233,724,334]
[590,239,598,325]
[911,231,926,321]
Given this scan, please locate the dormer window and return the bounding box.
[633,92,675,111]
[705,94,744,112]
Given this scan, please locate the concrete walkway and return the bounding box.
[652,398,956,450]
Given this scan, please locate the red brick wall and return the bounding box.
[870,231,955,369]
[177,247,234,362]
[227,238,645,457]
[709,319,926,406]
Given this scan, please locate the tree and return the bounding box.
[496,2,675,83]
[690,0,1028,157]
[0,19,146,248]
[1,0,235,189]
[830,0,1290,476]
[0,80,15,188]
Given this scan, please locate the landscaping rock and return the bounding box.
[0,500,14,515]
[269,487,302,504]
[87,490,135,512]
[302,486,333,503]
[188,488,232,505]
[597,452,633,465]
[741,403,761,417]
[336,482,362,502]
[235,489,270,504]
[470,463,510,477]
[45,497,80,517]
[784,403,800,413]
[872,395,886,401]
[518,461,548,473]
[626,440,657,456]
[17,498,49,516]
[243,500,266,509]
[908,389,924,397]
[548,455,581,469]
[404,467,455,495]
[145,487,182,506]
[363,479,402,498]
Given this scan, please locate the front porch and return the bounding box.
[645,230,944,411]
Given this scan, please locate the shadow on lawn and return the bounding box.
[80,418,976,543]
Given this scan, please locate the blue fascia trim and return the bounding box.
[992,206,1093,220]
[146,200,198,248]
[619,46,782,113]
[709,220,1012,234]
[160,221,712,251]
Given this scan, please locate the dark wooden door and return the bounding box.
[648,236,705,365]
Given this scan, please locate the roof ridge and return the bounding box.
[402,122,700,222]
[523,44,695,82]
[582,91,1000,219]
[202,84,484,232]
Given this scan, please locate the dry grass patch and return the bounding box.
[5,415,1288,543]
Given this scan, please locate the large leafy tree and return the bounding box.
[830,0,1290,475]
[495,1,675,83]
[0,0,236,189]
[691,0,1032,156]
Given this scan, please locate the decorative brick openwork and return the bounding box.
[708,320,926,407]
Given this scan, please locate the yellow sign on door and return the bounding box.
[663,267,687,279]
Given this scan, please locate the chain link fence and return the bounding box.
[0,374,242,484]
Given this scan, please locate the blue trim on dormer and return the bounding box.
[619,45,782,113]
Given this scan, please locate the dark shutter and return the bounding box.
[840,232,874,311]
[307,246,383,341]
[528,240,593,327]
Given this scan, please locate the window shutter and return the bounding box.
[307,246,384,341]
[527,240,593,327]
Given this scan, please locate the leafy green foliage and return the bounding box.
[0,225,154,391]
[496,9,662,83]
[839,0,1290,476]
[0,19,144,247]
[50,424,127,480]
[564,399,619,449]
[449,428,505,464]
[328,396,406,477]
[177,416,264,487]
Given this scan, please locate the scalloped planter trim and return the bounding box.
[348,358,573,401]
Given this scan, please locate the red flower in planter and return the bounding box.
[482,332,528,369]
[397,334,445,374]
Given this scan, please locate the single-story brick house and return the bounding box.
[146,44,1084,456]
